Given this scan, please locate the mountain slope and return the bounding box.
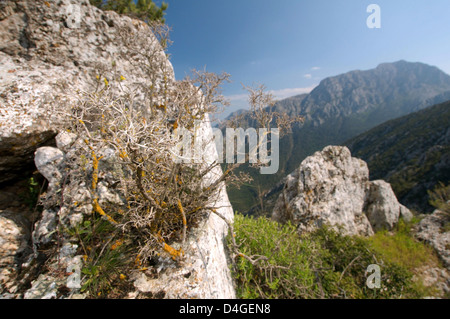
[226,61,450,214]
[346,100,450,213]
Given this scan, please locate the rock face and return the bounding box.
[272,146,412,236]
[415,209,450,269]
[0,212,30,294]
[0,0,235,299]
[0,0,171,184]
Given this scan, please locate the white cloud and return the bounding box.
[311,66,321,70]
[226,93,248,102]
[226,86,316,105]
[303,73,312,79]
[268,86,316,100]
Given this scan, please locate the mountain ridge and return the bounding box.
[226,60,450,214]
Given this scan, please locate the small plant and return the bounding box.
[428,182,450,214]
[18,176,44,211]
[230,214,317,299]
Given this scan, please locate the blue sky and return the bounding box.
[158,0,450,118]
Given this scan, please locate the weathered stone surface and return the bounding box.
[131,115,236,299]
[365,180,412,232]
[415,209,450,269]
[34,147,65,189]
[0,211,30,294]
[0,0,235,299]
[0,0,173,184]
[272,146,412,236]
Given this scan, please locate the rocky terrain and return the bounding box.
[1,0,448,300]
[0,0,234,299]
[347,100,450,213]
[226,61,450,213]
[272,146,413,236]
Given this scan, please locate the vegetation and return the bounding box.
[38,14,301,297]
[348,101,450,213]
[230,214,445,299]
[428,182,450,214]
[230,214,317,299]
[89,0,168,24]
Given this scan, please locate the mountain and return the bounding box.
[346,100,450,213]
[226,61,450,214]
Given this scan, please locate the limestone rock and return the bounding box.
[273,146,374,236]
[34,147,65,189]
[0,212,30,294]
[415,210,450,269]
[0,0,173,184]
[365,180,412,232]
[272,146,412,236]
[131,115,236,299]
[2,0,235,299]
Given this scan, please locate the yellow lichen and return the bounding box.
[162,243,184,261]
[93,198,118,224]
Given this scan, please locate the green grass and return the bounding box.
[230,213,445,299]
[368,219,440,271]
[230,214,317,299]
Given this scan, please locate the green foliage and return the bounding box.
[428,182,450,214]
[368,219,440,271]
[18,176,43,211]
[90,0,168,23]
[67,216,133,298]
[231,214,439,299]
[230,214,317,299]
[311,226,416,299]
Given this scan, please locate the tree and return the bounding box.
[89,0,168,24]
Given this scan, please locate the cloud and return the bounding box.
[226,93,248,102]
[303,73,312,79]
[311,66,321,70]
[268,86,316,100]
[226,86,316,105]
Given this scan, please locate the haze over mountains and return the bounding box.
[226,60,450,214]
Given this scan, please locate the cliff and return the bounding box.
[0,0,235,299]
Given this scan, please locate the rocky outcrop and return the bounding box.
[415,209,450,269]
[0,212,30,295]
[0,0,171,184]
[0,0,235,299]
[272,146,412,236]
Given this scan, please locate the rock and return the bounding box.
[415,210,450,269]
[0,0,173,184]
[365,180,412,231]
[23,274,62,299]
[2,0,236,299]
[273,146,374,236]
[131,114,236,299]
[34,147,65,189]
[55,131,77,153]
[413,266,450,297]
[32,208,58,246]
[0,212,30,295]
[272,146,412,236]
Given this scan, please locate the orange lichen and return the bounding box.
[93,198,118,224]
[111,239,124,250]
[162,243,184,261]
[177,200,187,226]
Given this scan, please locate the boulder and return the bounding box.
[365,180,413,232]
[415,209,450,269]
[272,146,412,236]
[0,0,172,184]
[0,211,30,295]
[0,0,236,299]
